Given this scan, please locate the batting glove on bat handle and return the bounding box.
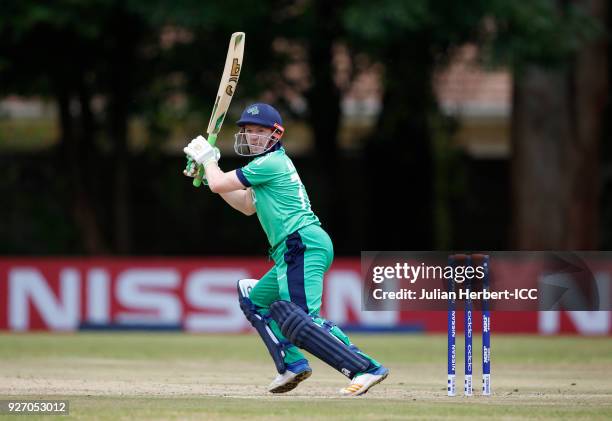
[183,158,205,185]
[183,151,220,188]
[184,135,215,164]
[183,135,220,188]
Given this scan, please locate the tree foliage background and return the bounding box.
[0,0,609,255]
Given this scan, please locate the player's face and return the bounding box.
[244,124,274,154]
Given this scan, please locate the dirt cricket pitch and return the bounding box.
[0,333,611,420]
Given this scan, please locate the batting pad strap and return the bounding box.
[269,300,370,379]
[237,280,286,374]
[321,320,335,331]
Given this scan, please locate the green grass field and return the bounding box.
[0,333,611,420]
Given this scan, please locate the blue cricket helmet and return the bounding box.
[236,103,283,128]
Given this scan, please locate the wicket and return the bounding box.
[447,254,491,397]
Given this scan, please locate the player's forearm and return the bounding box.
[204,163,245,193]
[218,189,256,216]
[203,163,226,192]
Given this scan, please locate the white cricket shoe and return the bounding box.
[268,363,312,394]
[339,366,389,396]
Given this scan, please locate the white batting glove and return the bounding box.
[183,135,220,167]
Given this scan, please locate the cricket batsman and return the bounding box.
[183,103,388,396]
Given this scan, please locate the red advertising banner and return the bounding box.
[0,258,610,335]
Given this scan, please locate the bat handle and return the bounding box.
[192,133,217,188]
[193,169,203,187]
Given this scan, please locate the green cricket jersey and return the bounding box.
[236,147,320,248]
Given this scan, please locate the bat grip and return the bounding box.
[192,133,218,187]
[193,172,203,187]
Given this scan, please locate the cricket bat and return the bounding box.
[186,32,245,187]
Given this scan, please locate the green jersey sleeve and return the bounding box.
[236,153,285,187]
